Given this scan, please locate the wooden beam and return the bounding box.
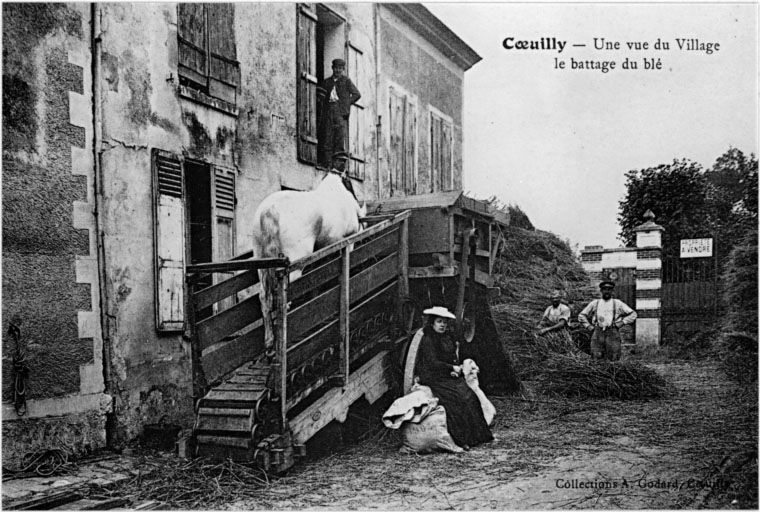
[197,294,263,351]
[290,210,411,271]
[453,244,491,258]
[339,246,351,384]
[397,217,409,325]
[193,271,259,311]
[289,351,393,445]
[187,257,289,274]
[456,229,476,322]
[201,325,265,387]
[288,228,397,302]
[408,265,459,279]
[276,270,288,426]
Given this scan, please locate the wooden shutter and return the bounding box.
[441,121,452,190]
[177,3,208,87]
[212,167,236,313]
[347,43,366,180]
[403,96,416,194]
[430,114,441,192]
[207,3,239,103]
[152,149,186,332]
[388,88,404,196]
[296,4,318,164]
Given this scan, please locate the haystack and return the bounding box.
[715,231,758,383]
[491,226,596,378]
[535,353,670,400]
[490,225,670,399]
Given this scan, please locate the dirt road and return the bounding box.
[228,360,757,510]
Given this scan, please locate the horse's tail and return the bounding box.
[253,207,281,355]
[254,207,281,259]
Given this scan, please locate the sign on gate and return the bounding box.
[680,238,713,258]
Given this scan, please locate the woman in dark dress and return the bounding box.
[416,306,493,450]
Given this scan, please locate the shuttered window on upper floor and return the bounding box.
[430,110,453,193]
[347,42,368,181]
[178,3,240,106]
[296,4,318,165]
[389,87,417,196]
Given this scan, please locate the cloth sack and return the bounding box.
[400,405,463,454]
[462,359,496,426]
[382,385,437,429]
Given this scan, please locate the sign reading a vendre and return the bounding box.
[680,238,713,258]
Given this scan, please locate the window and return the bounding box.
[151,149,237,332]
[430,109,453,192]
[346,42,368,180]
[296,4,319,164]
[298,3,367,180]
[389,86,417,196]
[178,3,240,106]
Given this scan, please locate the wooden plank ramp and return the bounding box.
[194,359,277,462]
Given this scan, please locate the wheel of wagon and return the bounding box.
[251,423,262,446]
[401,299,419,334]
[402,328,425,394]
[255,389,270,421]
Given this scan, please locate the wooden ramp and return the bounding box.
[194,359,278,462]
[186,211,412,472]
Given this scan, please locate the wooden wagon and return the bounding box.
[185,191,518,472]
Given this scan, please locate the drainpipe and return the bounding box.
[91,3,117,448]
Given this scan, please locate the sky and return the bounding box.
[425,2,758,250]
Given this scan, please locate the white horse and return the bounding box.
[252,171,366,353]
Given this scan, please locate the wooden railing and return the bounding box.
[186,210,411,424]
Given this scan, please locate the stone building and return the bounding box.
[2,3,480,463]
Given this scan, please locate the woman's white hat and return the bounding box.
[423,306,456,319]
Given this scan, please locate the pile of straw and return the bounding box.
[491,226,596,378]
[535,353,670,400]
[89,456,270,509]
[715,232,757,383]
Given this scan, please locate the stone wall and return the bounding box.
[2,3,109,465]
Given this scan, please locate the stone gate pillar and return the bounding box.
[633,210,664,346]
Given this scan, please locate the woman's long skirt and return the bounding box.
[426,378,493,448]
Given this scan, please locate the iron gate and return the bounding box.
[661,253,718,342]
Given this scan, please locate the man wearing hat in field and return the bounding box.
[578,280,637,361]
[536,290,572,336]
[320,57,361,171]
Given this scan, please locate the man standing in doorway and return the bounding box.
[320,58,361,171]
[578,280,637,361]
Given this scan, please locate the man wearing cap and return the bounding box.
[536,290,572,336]
[578,281,637,361]
[319,58,361,171]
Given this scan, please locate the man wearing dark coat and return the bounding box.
[319,58,361,170]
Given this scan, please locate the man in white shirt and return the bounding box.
[537,290,572,336]
[578,280,637,361]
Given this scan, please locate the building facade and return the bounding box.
[2,3,480,463]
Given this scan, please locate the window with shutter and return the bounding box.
[296,4,318,164]
[212,168,236,313]
[389,86,417,196]
[347,42,366,181]
[430,110,453,192]
[152,149,186,332]
[178,3,240,105]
